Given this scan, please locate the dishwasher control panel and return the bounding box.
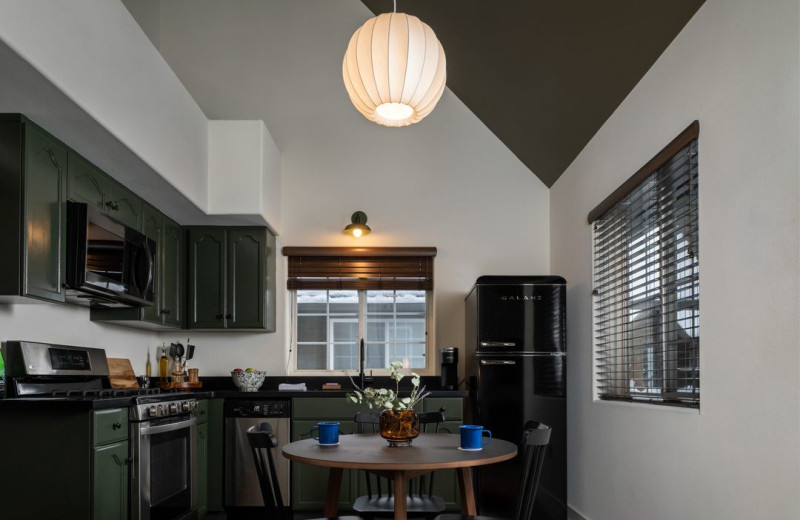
[225,399,291,418]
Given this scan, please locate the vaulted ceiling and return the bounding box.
[362,0,705,187]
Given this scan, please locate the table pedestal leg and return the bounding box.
[457,467,477,516]
[323,467,344,518]
[393,470,408,520]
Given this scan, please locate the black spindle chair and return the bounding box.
[433,421,552,520]
[246,422,363,520]
[352,409,448,517]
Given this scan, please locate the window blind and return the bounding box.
[283,247,436,291]
[589,122,699,407]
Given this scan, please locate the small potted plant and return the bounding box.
[346,361,430,446]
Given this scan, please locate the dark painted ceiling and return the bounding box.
[362,0,704,187]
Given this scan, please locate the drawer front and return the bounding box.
[292,397,362,420]
[423,398,463,420]
[196,400,209,424]
[92,408,128,446]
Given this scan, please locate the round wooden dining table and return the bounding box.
[282,433,518,520]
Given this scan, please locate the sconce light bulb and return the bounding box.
[353,228,363,238]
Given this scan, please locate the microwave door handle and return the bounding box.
[144,241,154,294]
[480,360,517,365]
[480,342,517,347]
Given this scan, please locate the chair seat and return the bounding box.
[353,494,446,515]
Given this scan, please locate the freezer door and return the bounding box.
[475,283,566,354]
[474,354,566,520]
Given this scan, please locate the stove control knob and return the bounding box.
[148,405,159,417]
[191,401,198,411]
[182,402,190,412]
[169,403,179,414]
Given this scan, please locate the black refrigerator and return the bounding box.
[466,276,567,520]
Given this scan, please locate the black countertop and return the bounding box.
[0,376,467,410]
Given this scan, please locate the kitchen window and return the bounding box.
[588,121,700,408]
[284,247,436,374]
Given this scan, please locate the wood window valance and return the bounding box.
[282,247,437,291]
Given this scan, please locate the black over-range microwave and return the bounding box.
[66,201,155,308]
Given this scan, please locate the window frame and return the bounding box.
[289,288,435,376]
[589,121,700,408]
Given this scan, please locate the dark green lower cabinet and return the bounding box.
[291,419,358,510]
[205,398,225,514]
[92,441,129,520]
[198,421,209,517]
[0,407,129,519]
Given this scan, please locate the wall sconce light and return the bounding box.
[343,211,371,237]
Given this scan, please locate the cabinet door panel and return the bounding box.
[109,182,142,230]
[92,441,129,520]
[161,217,183,327]
[227,228,265,329]
[23,123,67,302]
[67,150,109,209]
[197,422,209,516]
[291,419,357,510]
[188,228,226,329]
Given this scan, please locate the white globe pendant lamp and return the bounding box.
[342,6,447,127]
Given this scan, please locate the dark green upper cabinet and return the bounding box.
[67,150,110,210]
[187,226,275,331]
[161,216,183,327]
[188,227,227,329]
[228,228,265,328]
[108,181,142,230]
[0,115,67,303]
[67,149,142,231]
[91,204,184,329]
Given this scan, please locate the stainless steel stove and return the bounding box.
[2,340,199,520]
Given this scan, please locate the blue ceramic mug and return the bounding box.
[460,425,492,450]
[310,422,340,445]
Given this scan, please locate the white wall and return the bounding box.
[0,0,209,213]
[550,1,800,519]
[208,120,282,232]
[151,0,551,377]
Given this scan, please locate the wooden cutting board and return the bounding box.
[108,358,139,388]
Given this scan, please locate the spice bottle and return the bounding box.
[145,349,152,378]
[159,345,170,380]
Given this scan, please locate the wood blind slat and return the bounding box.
[591,127,699,408]
[284,247,436,291]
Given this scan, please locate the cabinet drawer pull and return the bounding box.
[160,309,171,315]
[112,422,122,430]
[216,314,224,320]
[225,314,233,320]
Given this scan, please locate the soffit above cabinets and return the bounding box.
[361,0,705,187]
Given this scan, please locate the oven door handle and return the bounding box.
[139,416,197,436]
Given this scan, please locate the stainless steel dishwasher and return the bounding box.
[224,399,291,512]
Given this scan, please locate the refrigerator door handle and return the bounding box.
[480,359,517,365]
[480,341,517,347]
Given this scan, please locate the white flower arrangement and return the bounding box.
[346,361,430,411]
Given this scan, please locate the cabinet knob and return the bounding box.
[216,314,224,320]
[112,422,122,430]
[225,314,233,320]
[160,309,171,315]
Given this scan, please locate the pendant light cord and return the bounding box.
[393,0,397,12]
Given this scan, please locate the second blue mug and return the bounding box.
[310,422,340,445]
[460,425,492,450]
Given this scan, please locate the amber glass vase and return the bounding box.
[379,409,420,446]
